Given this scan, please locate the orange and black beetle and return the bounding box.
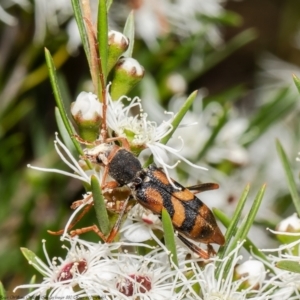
[84,143,225,257]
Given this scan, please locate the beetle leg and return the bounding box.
[68,197,129,242]
[207,243,216,256]
[48,194,94,236]
[70,224,107,241]
[177,234,210,260]
[105,196,129,242]
[70,193,93,209]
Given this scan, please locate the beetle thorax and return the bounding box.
[108,148,142,186]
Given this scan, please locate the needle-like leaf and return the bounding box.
[71,0,90,65]
[20,248,47,277]
[91,175,110,236]
[215,184,250,262]
[162,208,178,267]
[276,139,300,216]
[45,48,83,156]
[123,11,135,58]
[276,260,300,274]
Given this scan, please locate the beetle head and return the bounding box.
[83,143,115,166]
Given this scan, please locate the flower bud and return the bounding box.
[108,30,129,74]
[275,214,300,246]
[165,73,187,95]
[71,92,101,142]
[276,214,300,233]
[234,260,265,290]
[110,57,145,100]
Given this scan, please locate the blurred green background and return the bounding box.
[1,0,300,295]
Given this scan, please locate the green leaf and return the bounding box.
[91,175,110,236]
[106,0,113,10]
[162,90,197,144]
[204,84,246,106]
[55,107,77,154]
[214,207,270,272]
[123,11,135,57]
[233,184,266,246]
[97,0,108,82]
[44,48,83,156]
[215,184,250,261]
[209,10,243,26]
[143,91,198,166]
[276,260,300,273]
[241,88,297,146]
[0,281,6,298]
[293,74,300,94]
[220,185,266,278]
[71,0,90,65]
[20,247,48,277]
[29,275,37,293]
[276,139,300,216]
[215,184,249,278]
[161,208,178,267]
[55,108,93,170]
[276,232,300,250]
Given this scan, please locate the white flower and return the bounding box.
[14,237,188,300]
[261,228,300,300]
[27,132,99,184]
[185,242,275,300]
[102,89,207,184]
[120,204,163,243]
[110,247,188,300]
[15,236,178,299]
[102,91,172,148]
[13,236,120,299]
[167,96,248,166]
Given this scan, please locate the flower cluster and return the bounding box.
[16,237,288,299]
[261,215,300,300]
[14,237,188,299]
